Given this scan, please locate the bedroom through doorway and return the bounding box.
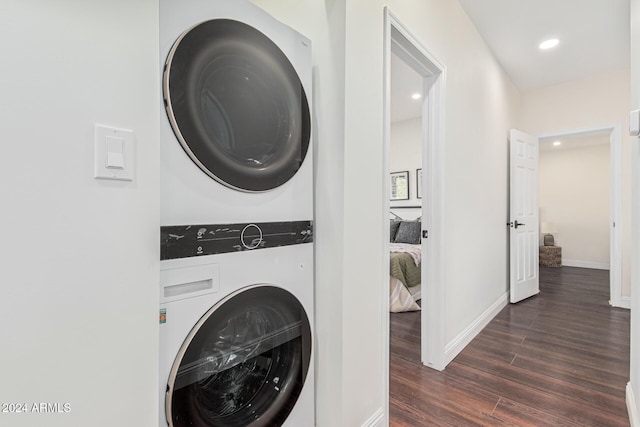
[389,43,424,311]
[382,10,447,421]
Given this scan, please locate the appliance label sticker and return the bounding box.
[159,308,166,324]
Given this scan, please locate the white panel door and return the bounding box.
[509,129,539,303]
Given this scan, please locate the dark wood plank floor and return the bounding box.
[390,267,631,426]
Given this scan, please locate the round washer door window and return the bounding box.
[164,19,311,192]
[166,285,312,427]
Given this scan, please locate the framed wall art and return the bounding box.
[390,171,409,201]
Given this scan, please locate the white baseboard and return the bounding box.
[444,292,508,366]
[627,382,639,427]
[613,296,632,310]
[562,259,610,270]
[361,408,384,427]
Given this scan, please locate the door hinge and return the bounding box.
[422,230,428,239]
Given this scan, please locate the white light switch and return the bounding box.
[95,124,134,181]
[105,136,125,169]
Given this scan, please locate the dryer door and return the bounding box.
[166,285,312,427]
[163,19,311,192]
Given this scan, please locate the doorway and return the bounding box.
[382,9,447,420]
[538,126,624,307]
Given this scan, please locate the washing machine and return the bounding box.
[160,0,313,226]
[159,1,314,425]
[159,244,314,427]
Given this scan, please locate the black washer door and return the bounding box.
[167,286,312,427]
[164,19,311,192]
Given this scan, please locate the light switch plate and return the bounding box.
[94,124,134,181]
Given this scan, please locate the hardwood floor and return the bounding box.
[389,267,631,426]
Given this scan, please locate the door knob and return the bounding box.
[514,220,525,229]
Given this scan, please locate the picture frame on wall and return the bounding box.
[416,168,422,199]
[390,171,409,201]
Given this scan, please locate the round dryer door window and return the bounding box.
[163,19,311,192]
[166,285,312,427]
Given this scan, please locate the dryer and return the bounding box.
[159,1,314,426]
[160,0,313,226]
[159,245,314,427]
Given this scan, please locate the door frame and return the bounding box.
[538,124,625,308]
[382,8,447,420]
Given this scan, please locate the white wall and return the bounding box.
[520,69,632,297]
[0,2,159,427]
[390,118,422,220]
[349,0,520,419]
[629,0,640,422]
[633,0,640,109]
[391,117,422,205]
[539,143,610,268]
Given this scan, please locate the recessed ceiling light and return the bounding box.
[411,93,421,100]
[539,39,559,50]
[553,141,562,146]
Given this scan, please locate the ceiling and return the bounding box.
[390,53,424,123]
[390,0,630,123]
[457,0,630,91]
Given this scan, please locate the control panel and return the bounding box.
[160,220,313,260]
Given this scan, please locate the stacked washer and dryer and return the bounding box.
[158,1,314,426]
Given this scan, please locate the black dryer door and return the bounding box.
[166,285,312,427]
[163,19,311,192]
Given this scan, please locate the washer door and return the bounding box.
[166,286,312,427]
[163,19,311,192]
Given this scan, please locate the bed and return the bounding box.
[389,220,422,312]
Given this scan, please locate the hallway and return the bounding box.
[390,267,631,426]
